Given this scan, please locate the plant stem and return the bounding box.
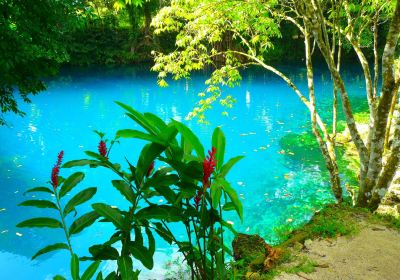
[55,191,73,256]
[219,201,225,272]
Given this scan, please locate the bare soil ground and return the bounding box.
[275,225,400,280]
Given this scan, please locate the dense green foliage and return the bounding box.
[17,104,244,279]
[0,0,80,124]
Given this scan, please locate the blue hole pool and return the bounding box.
[0,63,366,279]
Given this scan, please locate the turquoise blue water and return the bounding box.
[0,64,366,279]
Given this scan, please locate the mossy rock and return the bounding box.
[232,234,281,272]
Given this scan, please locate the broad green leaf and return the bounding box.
[116,129,166,145]
[153,222,173,244]
[23,186,53,195]
[62,159,100,168]
[111,180,136,204]
[181,135,193,156]
[133,226,144,246]
[81,261,101,280]
[136,205,182,222]
[220,179,243,221]
[212,127,226,170]
[71,254,79,280]
[17,217,62,228]
[32,243,69,260]
[218,156,244,178]
[64,187,97,216]
[172,120,205,159]
[115,101,158,135]
[222,202,235,211]
[145,174,179,188]
[96,272,103,280]
[145,228,155,256]
[129,242,153,269]
[69,211,100,235]
[59,172,85,198]
[92,203,125,229]
[210,180,223,209]
[53,276,66,280]
[18,200,58,210]
[89,244,119,260]
[104,271,117,280]
[85,151,106,160]
[153,185,177,204]
[117,256,134,280]
[136,143,165,182]
[143,112,168,131]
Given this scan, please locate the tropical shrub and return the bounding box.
[17,102,244,280]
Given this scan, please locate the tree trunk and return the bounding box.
[304,26,342,201]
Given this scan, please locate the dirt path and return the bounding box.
[275,226,400,280]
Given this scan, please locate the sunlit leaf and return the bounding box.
[212,127,226,170]
[17,217,62,228]
[18,200,58,210]
[71,254,79,280]
[59,172,85,198]
[92,203,125,229]
[69,211,100,235]
[32,243,69,260]
[64,187,97,216]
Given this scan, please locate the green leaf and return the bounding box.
[81,261,101,280]
[92,203,125,229]
[59,172,85,198]
[62,159,101,168]
[136,143,165,182]
[220,179,243,221]
[145,174,179,188]
[218,156,244,178]
[32,243,69,260]
[53,276,66,280]
[212,127,226,170]
[210,180,223,209]
[129,242,153,270]
[111,180,136,204]
[96,272,103,280]
[117,256,134,280]
[116,129,166,145]
[172,120,204,159]
[136,205,182,222]
[69,211,100,235]
[222,202,235,211]
[153,222,173,244]
[115,101,158,135]
[89,244,119,260]
[17,217,62,228]
[71,254,79,280]
[85,151,106,160]
[64,187,97,216]
[18,200,58,210]
[145,228,155,256]
[23,186,53,195]
[104,272,117,280]
[143,112,168,131]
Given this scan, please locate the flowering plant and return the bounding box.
[17,102,244,280]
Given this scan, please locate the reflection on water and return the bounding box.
[0,63,367,279]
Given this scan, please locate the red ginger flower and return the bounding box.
[194,190,203,210]
[202,147,217,188]
[98,140,107,158]
[194,147,217,209]
[51,151,64,189]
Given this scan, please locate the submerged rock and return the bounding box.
[232,233,281,272]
